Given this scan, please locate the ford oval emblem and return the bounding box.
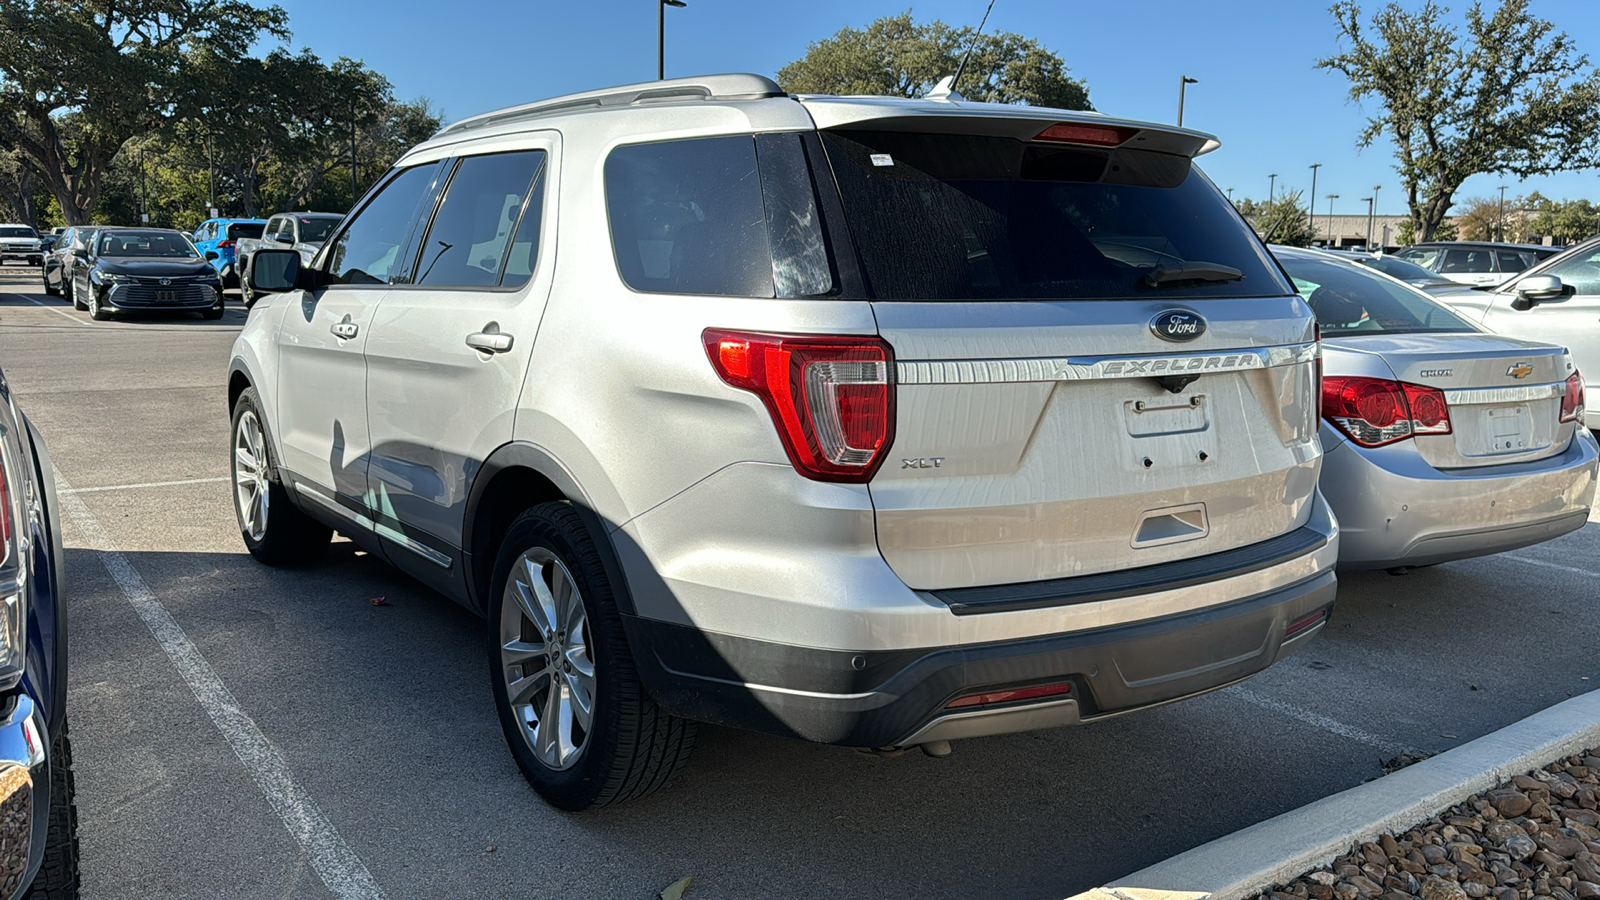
[1151,309,1206,342]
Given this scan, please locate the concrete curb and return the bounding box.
[1072,687,1600,900]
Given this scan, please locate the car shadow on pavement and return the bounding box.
[58,522,1600,900]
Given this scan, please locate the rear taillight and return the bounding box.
[0,454,12,566]
[704,329,894,483]
[1321,375,1452,447]
[1560,371,1585,424]
[217,240,235,249]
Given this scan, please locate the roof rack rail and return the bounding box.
[436,74,785,137]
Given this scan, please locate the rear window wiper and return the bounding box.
[1138,262,1244,289]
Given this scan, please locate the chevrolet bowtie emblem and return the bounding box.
[1507,362,1534,379]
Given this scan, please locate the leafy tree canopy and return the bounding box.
[777,12,1091,110]
[1318,0,1600,243]
[1241,190,1317,247]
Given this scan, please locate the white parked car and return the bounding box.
[1276,246,1597,571]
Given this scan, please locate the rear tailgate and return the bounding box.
[807,109,1321,592]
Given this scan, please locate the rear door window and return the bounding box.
[298,217,339,243]
[1494,250,1532,273]
[1439,248,1493,274]
[819,130,1289,301]
[413,150,546,288]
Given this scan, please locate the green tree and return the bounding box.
[777,12,1091,109]
[0,0,289,223]
[1245,190,1317,247]
[1527,196,1600,243]
[1396,216,1458,245]
[1318,0,1600,243]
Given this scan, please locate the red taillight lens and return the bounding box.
[1561,371,1586,424]
[1034,123,1137,147]
[217,240,235,249]
[704,329,894,483]
[1321,375,1452,447]
[946,683,1073,710]
[0,457,12,566]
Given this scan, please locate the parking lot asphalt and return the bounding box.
[1,265,1597,900]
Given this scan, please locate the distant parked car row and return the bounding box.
[1392,240,1562,286]
[41,226,225,320]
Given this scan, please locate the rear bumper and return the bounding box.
[1322,429,1598,570]
[628,570,1336,747]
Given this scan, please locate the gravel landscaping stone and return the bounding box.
[1255,748,1600,900]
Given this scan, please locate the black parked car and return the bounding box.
[0,365,79,897]
[40,228,97,301]
[70,229,225,321]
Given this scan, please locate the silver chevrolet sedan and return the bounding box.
[1274,246,1599,570]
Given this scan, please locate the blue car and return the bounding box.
[191,218,267,289]
[0,364,77,897]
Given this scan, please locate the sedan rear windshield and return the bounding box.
[1279,254,1476,335]
[820,130,1290,301]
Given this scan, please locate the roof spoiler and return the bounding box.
[436,74,786,138]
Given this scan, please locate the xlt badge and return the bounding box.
[902,457,944,469]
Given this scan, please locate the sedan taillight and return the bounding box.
[1560,371,1586,424]
[704,329,894,483]
[217,240,235,250]
[1322,375,1452,447]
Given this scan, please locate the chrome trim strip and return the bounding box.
[1443,382,1565,406]
[293,484,451,569]
[896,341,1317,386]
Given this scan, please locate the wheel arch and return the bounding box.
[464,442,639,619]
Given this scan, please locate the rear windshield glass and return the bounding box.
[819,130,1289,301]
[299,217,339,243]
[227,223,265,240]
[1279,254,1476,335]
[1355,256,1445,283]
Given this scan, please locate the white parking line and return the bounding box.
[1497,554,1599,577]
[12,295,86,326]
[52,466,385,900]
[1229,688,1418,758]
[64,476,230,494]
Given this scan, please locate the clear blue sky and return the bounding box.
[269,0,1600,215]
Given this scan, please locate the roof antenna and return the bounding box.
[927,0,996,102]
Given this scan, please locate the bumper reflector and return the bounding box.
[946,682,1073,710]
[1284,609,1328,640]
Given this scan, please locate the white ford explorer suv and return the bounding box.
[228,74,1339,810]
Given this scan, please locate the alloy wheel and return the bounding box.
[233,410,270,541]
[499,548,596,771]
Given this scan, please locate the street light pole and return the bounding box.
[659,0,687,80]
[1372,185,1382,248]
[1325,194,1339,247]
[1498,185,1509,242]
[1307,164,1321,244]
[1177,76,1198,127]
[1268,173,1277,202]
[1227,187,1234,203]
[351,97,358,204]
[1362,196,1374,249]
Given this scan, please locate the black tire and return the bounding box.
[239,260,255,307]
[230,388,331,565]
[488,502,695,811]
[201,305,224,321]
[66,280,83,312]
[41,275,59,297]
[25,718,80,900]
[85,290,108,321]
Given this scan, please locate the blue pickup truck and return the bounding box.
[0,363,77,898]
[191,218,267,290]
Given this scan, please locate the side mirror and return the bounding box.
[205,250,219,260]
[1511,274,1567,311]
[248,249,307,294]
[71,248,86,260]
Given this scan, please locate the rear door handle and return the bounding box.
[466,326,514,354]
[331,315,358,340]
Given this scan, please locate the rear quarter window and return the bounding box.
[819,130,1290,301]
[1282,255,1477,335]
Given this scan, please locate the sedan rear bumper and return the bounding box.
[1322,429,1598,570]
